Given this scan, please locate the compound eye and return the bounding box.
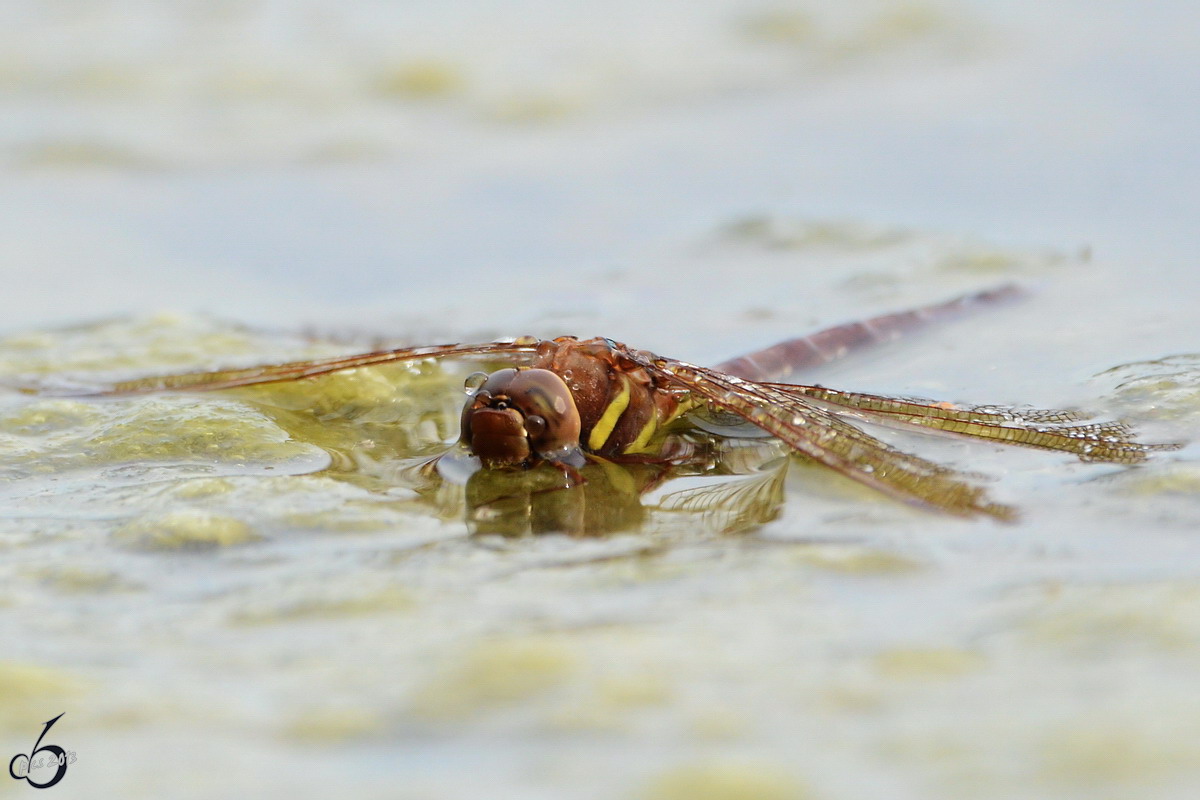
[523,414,546,438]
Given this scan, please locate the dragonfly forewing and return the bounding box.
[627,351,1018,520]
[94,341,542,395]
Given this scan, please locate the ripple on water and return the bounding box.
[1095,353,1200,423]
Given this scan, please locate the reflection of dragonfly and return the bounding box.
[33,285,1178,520]
[413,437,791,537]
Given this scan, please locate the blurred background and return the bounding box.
[2,0,1197,342]
[2,1,1200,799]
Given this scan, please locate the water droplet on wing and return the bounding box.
[464,372,488,393]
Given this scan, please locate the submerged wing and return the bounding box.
[629,351,1017,520]
[765,384,1181,464]
[36,340,543,396]
[652,458,789,534]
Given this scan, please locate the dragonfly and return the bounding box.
[22,285,1178,521]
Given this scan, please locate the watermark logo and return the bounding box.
[8,714,75,789]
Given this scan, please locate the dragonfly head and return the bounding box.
[460,368,586,470]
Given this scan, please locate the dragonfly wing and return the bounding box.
[765,384,1182,464]
[634,354,1016,520]
[42,341,542,396]
[652,458,789,534]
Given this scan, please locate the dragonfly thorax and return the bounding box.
[459,367,586,469]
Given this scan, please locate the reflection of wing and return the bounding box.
[632,351,1017,520]
[652,458,788,534]
[80,341,541,395]
[765,384,1181,464]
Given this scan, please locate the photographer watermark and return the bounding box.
[8,714,75,789]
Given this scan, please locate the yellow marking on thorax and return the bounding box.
[623,416,658,454]
[622,392,696,455]
[587,374,630,451]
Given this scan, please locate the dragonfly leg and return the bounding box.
[549,460,586,488]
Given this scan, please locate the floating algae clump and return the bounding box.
[26,565,141,593]
[0,396,326,478]
[639,761,810,800]
[874,647,986,679]
[0,661,83,733]
[1040,714,1200,786]
[1018,581,1200,655]
[788,544,923,574]
[411,636,578,720]
[1096,353,1200,423]
[281,706,386,742]
[230,587,413,625]
[113,510,260,551]
[374,60,465,99]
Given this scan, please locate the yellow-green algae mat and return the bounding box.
[0,314,1198,800]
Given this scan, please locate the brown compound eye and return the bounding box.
[504,369,586,468]
[459,367,586,469]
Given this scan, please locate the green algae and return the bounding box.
[1116,463,1200,498]
[84,398,315,464]
[113,510,260,551]
[0,661,84,734]
[1040,715,1200,787]
[544,672,675,734]
[0,394,326,480]
[229,587,413,625]
[638,761,811,800]
[720,215,914,251]
[1018,581,1200,655]
[0,315,459,542]
[788,544,923,574]
[738,9,818,46]
[25,565,142,593]
[410,636,579,720]
[739,1,964,65]
[0,313,283,376]
[373,61,465,99]
[1097,354,1200,423]
[280,706,386,742]
[719,215,1073,278]
[874,647,987,680]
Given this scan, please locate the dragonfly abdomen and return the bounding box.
[717,284,1024,382]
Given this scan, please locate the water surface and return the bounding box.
[1,2,1199,798]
